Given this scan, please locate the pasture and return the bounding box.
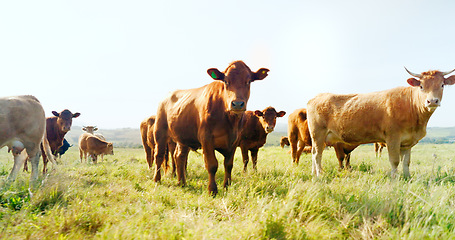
[0,144,455,239]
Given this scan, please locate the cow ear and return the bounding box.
[52,111,59,117]
[444,75,455,86]
[254,110,263,117]
[94,127,98,131]
[407,78,421,87]
[82,127,87,131]
[277,111,286,117]
[73,112,81,118]
[207,68,225,81]
[251,68,269,82]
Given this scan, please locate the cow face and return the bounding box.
[82,126,98,134]
[254,107,286,133]
[105,143,114,155]
[52,109,81,133]
[207,61,269,114]
[406,68,455,110]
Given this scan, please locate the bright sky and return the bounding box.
[1,0,455,129]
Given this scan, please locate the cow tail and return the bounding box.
[42,133,57,166]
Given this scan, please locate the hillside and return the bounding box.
[63,125,455,149]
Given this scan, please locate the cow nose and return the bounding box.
[231,101,245,110]
[426,98,440,107]
[266,126,274,133]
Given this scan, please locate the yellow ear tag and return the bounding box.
[262,70,266,74]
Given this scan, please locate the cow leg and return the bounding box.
[41,147,48,174]
[200,139,218,196]
[174,143,189,186]
[6,150,28,184]
[334,144,346,170]
[295,140,305,163]
[153,113,168,183]
[23,157,29,172]
[222,150,235,190]
[168,141,177,177]
[374,143,379,158]
[345,153,351,170]
[401,148,411,178]
[289,133,299,164]
[27,148,41,186]
[240,146,249,172]
[386,141,401,177]
[250,148,259,171]
[311,137,325,177]
[144,144,153,169]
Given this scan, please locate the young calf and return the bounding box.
[239,107,285,172]
[79,133,114,163]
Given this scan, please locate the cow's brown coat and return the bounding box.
[153,61,269,195]
[239,107,285,172]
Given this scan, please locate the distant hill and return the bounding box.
[63,126,455,149]
[65,126,142,148]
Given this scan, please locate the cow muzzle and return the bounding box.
[425,98,440,109]
[230,101,246,112]
[265,126,274,133]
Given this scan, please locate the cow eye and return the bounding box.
[420,86,423,90]
[442,84,444,88]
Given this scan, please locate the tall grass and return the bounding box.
[0,144,454,239]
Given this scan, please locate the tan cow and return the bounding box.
[79,133,114,163]
[374,142,387,158]
[239,107,285,172]
[82,126,106,140]
[307,68,455,177]
[154,60,269,195]
[0,95,55,185]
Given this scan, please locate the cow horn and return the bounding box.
[442,68,455,76]
[404,67,422,78]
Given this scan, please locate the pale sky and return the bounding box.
[1,0,455,129]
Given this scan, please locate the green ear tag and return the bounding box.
[211,72,217,79]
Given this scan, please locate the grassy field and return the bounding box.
[0,144,455,239]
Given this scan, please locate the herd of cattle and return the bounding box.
[1,60,454,195]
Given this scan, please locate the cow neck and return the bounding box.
[410,87,436,127]
[47,117,67,142]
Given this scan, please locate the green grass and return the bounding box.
[0,144,455,239]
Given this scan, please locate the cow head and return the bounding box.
[52,109,80,133]
[207,61,269,114]
[254,107,286,133]
[406,68,455,111]
[82,126,98,134]
[105,143,114,155]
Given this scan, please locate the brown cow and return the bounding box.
[42,109,80,173]
[280,136,290,148]
[79,133,114,163]
[374,142,387,158]
[154,60,269,195]
[239,107,285,172]
[140,116,175,173]
[287,108,312,164]
[0,95,55,185]
[307,68,455,177]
